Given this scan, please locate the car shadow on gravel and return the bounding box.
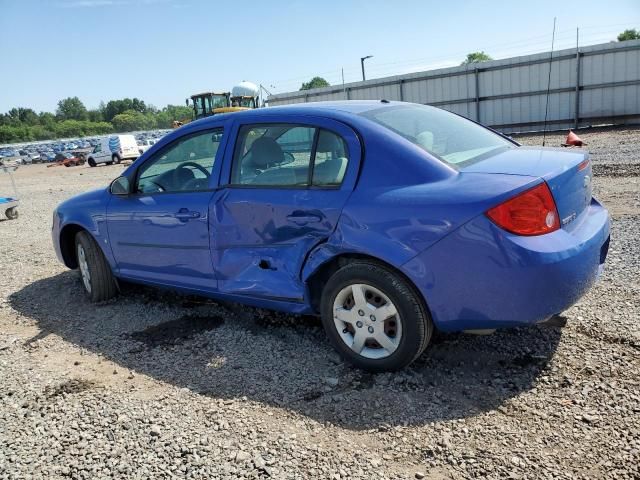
[10,271,562,430]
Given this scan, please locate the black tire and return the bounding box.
[75,231,118,302]
[112,154,121,164]
[321,261,433,372]
[88,157,96,167]
[5,207,18,220]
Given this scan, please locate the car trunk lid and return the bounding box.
[462,146,592,229]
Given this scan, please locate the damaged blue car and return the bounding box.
[52,101,610,371]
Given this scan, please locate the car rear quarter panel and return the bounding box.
[302,172,541,286]
[402,198,610,331]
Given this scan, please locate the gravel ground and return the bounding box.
[1,127,639,479]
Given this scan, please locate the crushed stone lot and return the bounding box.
[1,127,639,479]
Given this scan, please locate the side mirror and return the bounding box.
[110,176,131,195]
[185,98,189,106]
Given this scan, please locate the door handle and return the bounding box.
[175,208,201,221]
[286,214,322,226]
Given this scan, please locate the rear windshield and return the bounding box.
[361,105,513,168]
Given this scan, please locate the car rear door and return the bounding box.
[210,114,361,302]
[106,127,226,291]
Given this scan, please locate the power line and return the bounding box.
[267,23,637,93]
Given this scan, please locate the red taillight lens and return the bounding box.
[486,182,560,236]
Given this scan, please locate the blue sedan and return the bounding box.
[52,101,610,371]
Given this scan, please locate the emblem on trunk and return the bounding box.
[562,212,577,225]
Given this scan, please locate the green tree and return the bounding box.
[111,110,156,132]
[87,109,104,122]
[461,51,493,65]
[300,77,330,91]
[56,97,88,121]
[103,97,148,122]
[618,29,640,41]
[39,111,57,128]
[155,104,192,128]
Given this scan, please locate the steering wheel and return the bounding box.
[172,161,210,189]
[175,161,211,178]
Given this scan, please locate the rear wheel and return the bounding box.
[5,207,18,220]
[321,261,433,372]
[75,231,117,302]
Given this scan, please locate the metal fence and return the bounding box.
[267,40,640,133]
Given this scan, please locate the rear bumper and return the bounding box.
[402,198,610,331]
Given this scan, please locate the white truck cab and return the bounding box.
[87,135,139,167]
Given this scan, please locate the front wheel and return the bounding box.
[88,158,96,167]
[321,261,433,372]
[75,231,118,302]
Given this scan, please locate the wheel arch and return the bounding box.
[59,223,87,268]
[304,251,431,320]
[59,223,112,270]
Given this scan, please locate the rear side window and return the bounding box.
[312,130,349,186]
[361,105,513,168]
[231,124,350,187]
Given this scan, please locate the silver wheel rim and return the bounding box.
[332,283,402,359]
[77,244,92,293]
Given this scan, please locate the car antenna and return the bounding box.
[542,17,557,147]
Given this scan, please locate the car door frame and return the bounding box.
[212,112,363,300]
[105,121,230,290]
[218,113,362,193]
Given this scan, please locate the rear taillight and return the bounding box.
[486,182,560,236]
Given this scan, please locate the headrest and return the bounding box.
[250,137,284,167]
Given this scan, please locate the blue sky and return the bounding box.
[0,0,638,113]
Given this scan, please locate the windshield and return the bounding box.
[361,105,513,168]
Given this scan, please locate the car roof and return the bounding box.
[186,100,400,129]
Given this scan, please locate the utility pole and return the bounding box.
[361,55,373,81]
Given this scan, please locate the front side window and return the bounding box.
[231,124,315,186]
[361,104,513,168]
[136,129,223,194]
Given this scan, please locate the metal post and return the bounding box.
[574,27,581,129]
[474,68,480,122]
[342,68,346,100]
[399,79,404,101]
[361,55,373,82]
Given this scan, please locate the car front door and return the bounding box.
[106,127,225,291]
[211,116,361,302]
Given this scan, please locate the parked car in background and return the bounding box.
[87,134,139,167]
[52,101,610,372]
[137,138,156,154]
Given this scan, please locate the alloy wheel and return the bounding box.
[332,283,402,359]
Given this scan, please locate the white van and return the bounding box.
[87,134,139,167]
